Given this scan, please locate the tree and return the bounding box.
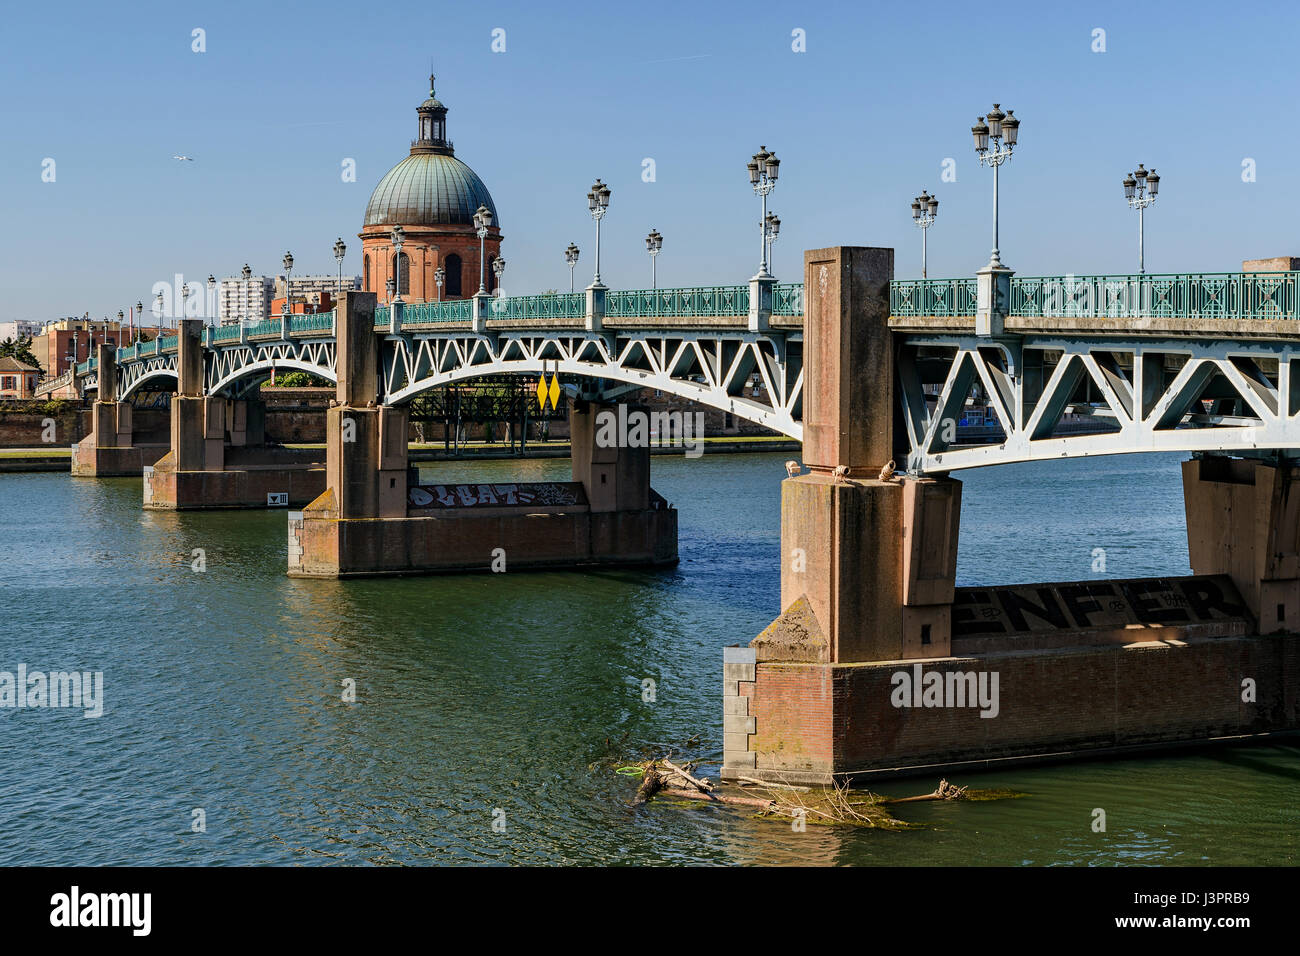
[264,370,331,388]
[0,336,43,374]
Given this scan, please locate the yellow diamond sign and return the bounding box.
[548,374,561,410]
[536,375,549,410]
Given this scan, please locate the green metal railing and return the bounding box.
[245,319,281,338]
[606,285,750,318]
[890,278,980,317]
[890,272,1300,321]
[374,306,389,328]
[76,359,93,374]
[159,334,178,350]
[1011,273,1300,320]
[402,299,474,324]
[488,293,585,321]
[773,283,803,316]
[211,324,242,343]
[289,311,335,334]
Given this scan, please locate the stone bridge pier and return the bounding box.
[70,345,168,477]
[724,246,1300,786]
[144,319,325,509]
[288,292,677,577]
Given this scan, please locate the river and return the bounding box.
[0,452,1295,865]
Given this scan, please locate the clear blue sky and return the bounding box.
[1,0,1294,321]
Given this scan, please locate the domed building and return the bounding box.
[360,76,502,304]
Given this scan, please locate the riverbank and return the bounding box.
[0,436,800,473]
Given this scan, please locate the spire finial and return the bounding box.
[429,73,436,98]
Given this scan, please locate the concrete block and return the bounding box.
[722,679,739,697]
[723,714,756,734]
[723,732,751,754]
[723,661,756,682]
[721,751,757,769]
[723,646,756,665]
[723,696,749,715]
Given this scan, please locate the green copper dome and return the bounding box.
[363,75,499,229]
[363,152,498,228]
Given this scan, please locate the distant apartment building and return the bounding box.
[0,320,45,341]
[220,273,359,325]
[276,275,361,309]
[219,270,275,326]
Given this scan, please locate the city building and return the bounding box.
[361,75,502,304]
[31,318,130,379]
[276,275,359,311]
[0,320,45,342]
[219,270,275,326]
[0,356,39,398]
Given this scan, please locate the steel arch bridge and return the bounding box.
[74,270,1300,473]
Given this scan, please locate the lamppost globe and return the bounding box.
[434,266,445,303]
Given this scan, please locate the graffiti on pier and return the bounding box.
[409,481,587,510]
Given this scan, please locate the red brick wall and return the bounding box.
[749,635,1300,780]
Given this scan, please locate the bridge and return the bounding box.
[63,245,1300,784]
[72,266,1300,476]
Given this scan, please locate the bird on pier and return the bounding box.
[784,460,802,477]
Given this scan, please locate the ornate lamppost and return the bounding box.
[645,229,663,290]
[910,191,938,278]
[763,213,780,270]
[390,226,404,304]
[1123,165,1160,274]
[971,104,1019,269]
[281,252,294,314]
[587,180,611,287]
[492,256,506,297]
[746,146,780,278]
[434,266,445,303]
[333,237,347,294]
[565,243,580,293]
[473,206,493,294]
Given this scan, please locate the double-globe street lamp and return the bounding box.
[564,243,580,293]
[747,146,780,279]
[910,191,938,278]
[971,104,1019,269]
[473,205,493,294]
[645,229,663,290]
[587,180,611,287]
[434,266,445,302]
[764,213,780,269]
[1123,164,1160,274]
[492,256,506,296]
